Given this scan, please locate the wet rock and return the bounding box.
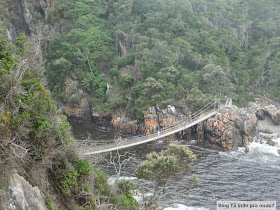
[90,105,188,139]
[199,107,258,150]
[235,118,244,130]
[245,146,250,153]
[267,139,278,146]
[256,109,265,120]
[263,105,280,125]
[277,149,280,155]
[260,133,271,139]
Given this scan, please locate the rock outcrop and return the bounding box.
[254,103,280,135]
[64,96,279,151]
[0,171,48,210]
[92,106,188,140]
[197,106,258,150]
[262,105,280,125]
[63,99,92,123]
[39,0,54,19]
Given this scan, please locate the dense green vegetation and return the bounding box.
[44,0,280,119]
[0,30,138,209]
[135,144,198,206]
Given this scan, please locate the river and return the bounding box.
[72,124,280,210]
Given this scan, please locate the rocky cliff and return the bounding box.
[0,171,48,210]
[0,1,57,210]
[197,106,258,150]
[64,100,279,151]
[92,105,187,141]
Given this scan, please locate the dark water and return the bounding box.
[72,124,280,210]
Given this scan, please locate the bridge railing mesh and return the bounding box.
[80,98,228,153]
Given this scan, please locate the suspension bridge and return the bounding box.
[79,98,232,155]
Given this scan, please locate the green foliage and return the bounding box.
[15,33,27,54]
[120,74,134,88]
[117,179,137,194]
[34,117,49,134]
[109,97,127,109]
[112,193,138,210]
[46,196,55,210]
[108,66,119,78]
[57,162,79,195]
[93,167,110,200]
[0,29,13,99]
[45,0,113,105]
[135,144,197,200]
[46,0,280,115]
[0,30,97,209]
[115,51,136,67]
[76,159,92,175]
[75,206,92,210]
[56,159,92,195]
[92,168,139,209]
[11,71,52,135]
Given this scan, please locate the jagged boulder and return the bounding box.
[91,105,187,140]
[263,105,280,125]
[267,139,278,146]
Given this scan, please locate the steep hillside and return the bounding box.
[0,1,138,209]
[44,0,280,121]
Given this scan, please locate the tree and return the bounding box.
[135,144,198,205]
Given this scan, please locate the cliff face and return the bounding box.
[0,1,56,210]
[0,171,48,210]
[92,105,187,142]
[197,107,258,150]
[1,0,55,65]
[64,102,266,150]
[108,106,186,141]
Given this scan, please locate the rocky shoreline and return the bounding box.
[64,101,280,151]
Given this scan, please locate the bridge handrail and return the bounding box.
[121,98,222,140]
[83,110,217,152]
[113,102,212,143]
[80,98,227,151]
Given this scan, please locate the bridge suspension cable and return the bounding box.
[79,98,229,155]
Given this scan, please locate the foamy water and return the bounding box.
[164,204,209,210]
[220,132,280,168]
[73,125,280,210]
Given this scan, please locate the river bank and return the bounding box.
[66,99,280,151]
[72,124,280,210]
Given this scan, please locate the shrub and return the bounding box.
[120,74,134,88]
[117,179,137,194]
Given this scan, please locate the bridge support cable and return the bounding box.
[79,98,230,155]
